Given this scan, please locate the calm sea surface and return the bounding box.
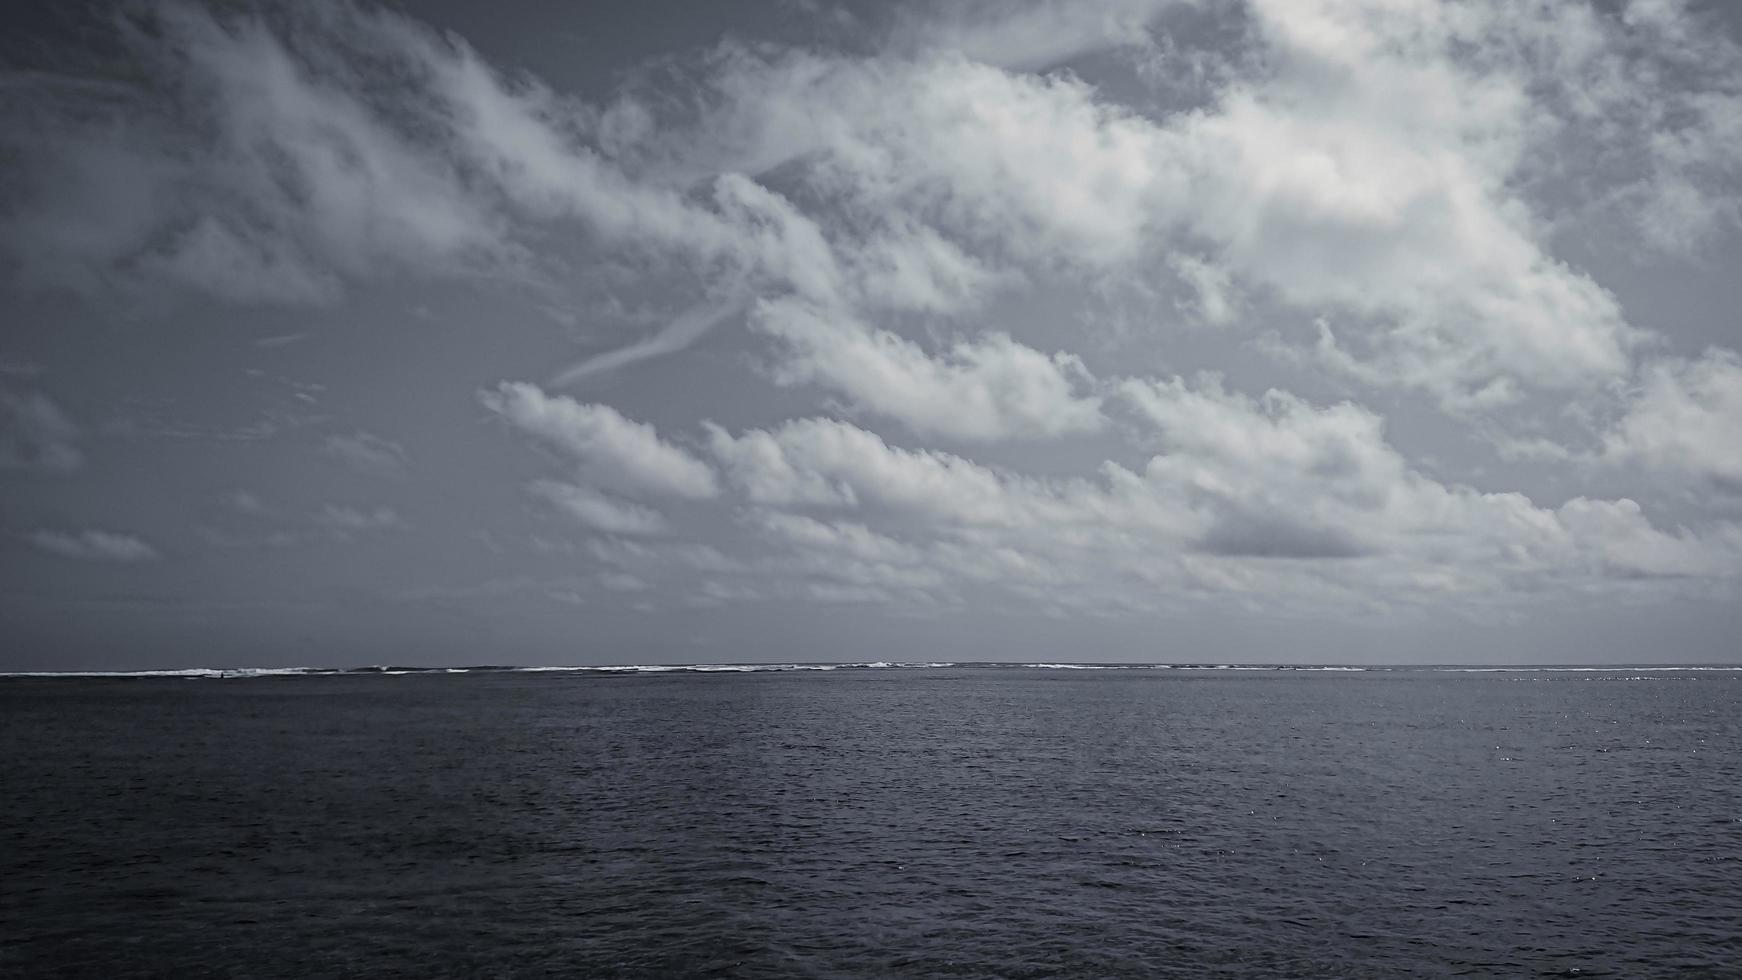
[2,666,1738,978]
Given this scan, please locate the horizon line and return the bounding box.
[5,661,1741,678]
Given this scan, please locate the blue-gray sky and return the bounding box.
[4,0,1741,668]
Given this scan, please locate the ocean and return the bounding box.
[2,664,1738,977]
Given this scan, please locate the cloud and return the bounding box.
[0,387,83,473]
[482,382,718,499]
[530,480,670,535]
[701,421,860,508]
[696,373,1742,614]
[223,490,273,517]
[1116,375,1722,577]
[893,0,1175,70]
[1602,348,1742,494]
[1557,496,1741,580]
[312,504,405,535]
[0,2,519,304]
[7,0,1741,642]
[706,416,1081,526]
[198,494,404,548]
[1565,1,1742,253]
[751,298,1104,441]
[3,0,1685,408]
[321,430,408,478]
[27,529,159,563]
[1119,375,1406,558]
[1165,0,1648,404]
[683,48,1172,273]
[598,571,650,592]
[550,299,746,386]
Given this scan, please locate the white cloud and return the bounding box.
[28,529,159,563]
[549,300,747,386]
[1590,2,1742,252]
[531,481,671,536]
[750,510,921,565]
[1120,376,1404,557]
[482,382,718,499]
[1165,0,1641,403]
[751,298,1104,441]
[694,375,1742,614]
[894,0,1175,70]
[624,2,1652,408]
[706,416,1089,527]
[4,0,1691,409]
[686,49,1174,273]
[702,422,858,508]
[0,3,517,303]
[1118,375,1739,579]
[1557,497,1740,580]
[1603,348,1742,494]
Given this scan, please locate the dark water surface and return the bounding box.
[3,667,1739,977]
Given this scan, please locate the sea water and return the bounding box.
[3,665,1738,977]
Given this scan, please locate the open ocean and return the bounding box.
[2,664,1738,978]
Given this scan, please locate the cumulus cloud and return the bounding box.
[27,529,159,563]
[706,416,1086,526]
[642,1,1654,406]
[1602,349,1742,494]
[1120,376,1404,557]
[1118,375,1739,579]
[482,382,719,499]
[1164,0,1647,403]
[1575,1,1742,252]
[696,374,1742,614]
[751,299,1104,441]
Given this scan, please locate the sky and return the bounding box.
[3,0,1741,669]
